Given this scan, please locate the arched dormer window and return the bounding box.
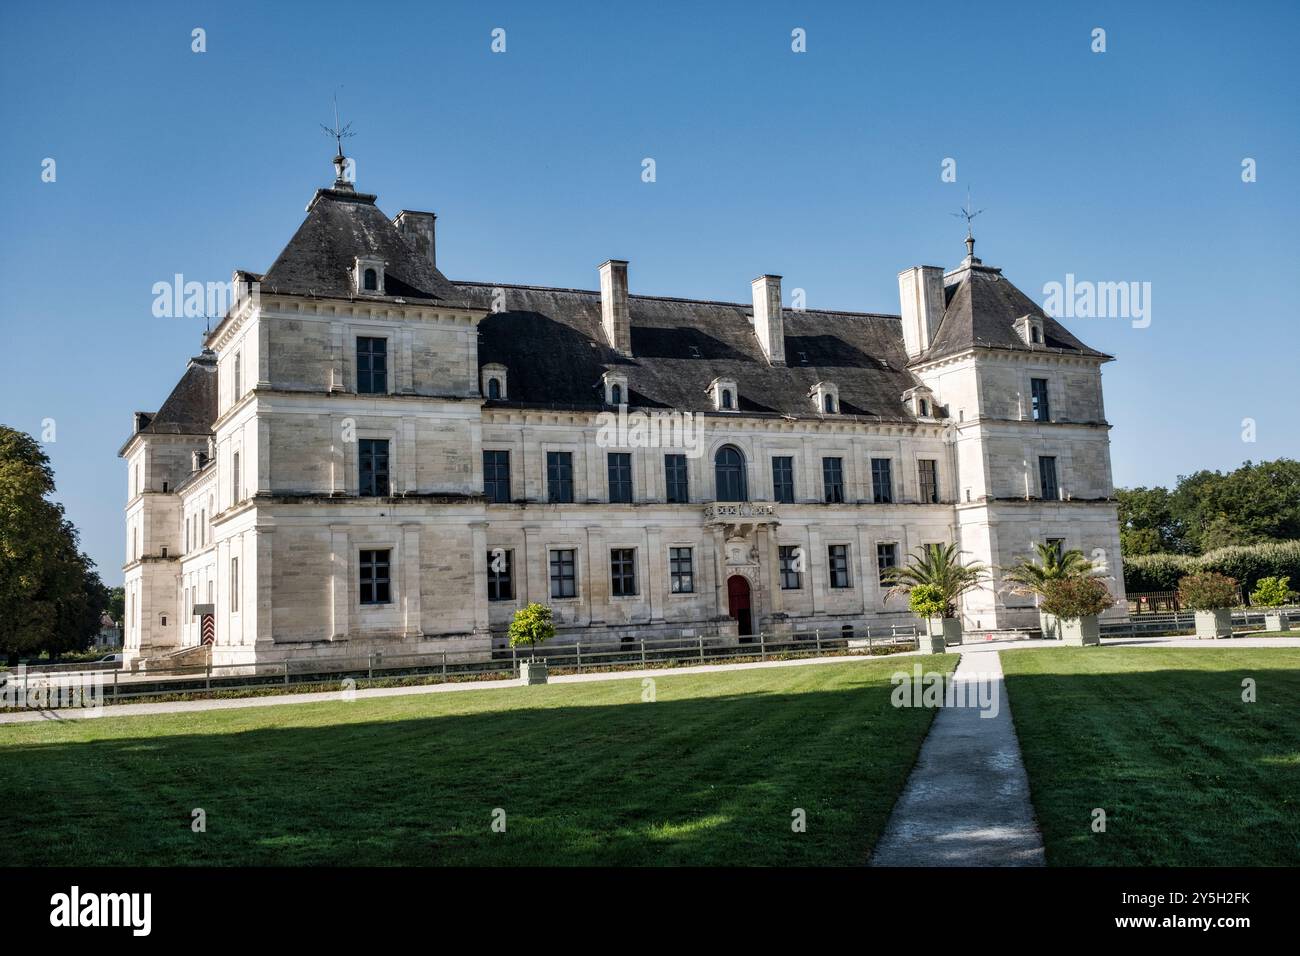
[708,377,739,413]
[480,363,508,400]
[810,381,840,416]
[363,268,378,291]
[722,389,733,409]
[601,370,628,406]
[823,393,836,413]
[487,377,501,399]
[611,383,622,405]
[354,256,385,295]
[714,445,748,502]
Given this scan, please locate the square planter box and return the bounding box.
[923,619,962,652]
[1059,615,1100,646]
[519,660,549,685]
[1039,611,1060,641]
[1263,611,1290,632]
[1195,608,1233,640]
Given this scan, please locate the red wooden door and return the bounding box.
[727,575,753,637]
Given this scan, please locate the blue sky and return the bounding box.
[2,0,1297,584]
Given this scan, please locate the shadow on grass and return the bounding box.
[0,680,939,868]
[1000,648,1300,866]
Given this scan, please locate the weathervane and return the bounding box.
[951,188,985,259]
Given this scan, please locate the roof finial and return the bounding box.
[320,88,356,188]
[951,187,984,263]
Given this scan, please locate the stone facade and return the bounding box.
[118,160,1127,669]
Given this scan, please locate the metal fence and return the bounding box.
[8,624,922,708]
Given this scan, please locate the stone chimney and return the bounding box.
[897,265,945,360]
[751,275,785,366]
[393,210,438,270]
[599,259,632,357]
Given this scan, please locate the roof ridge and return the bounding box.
[452,279,899,320]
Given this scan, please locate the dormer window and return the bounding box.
[480,363,508,401]
[903,385,937,420]
[602,370,629,406]
[1014,314,1046,348]
[354,256,386,295]
[809,381,840,415]
[708,378,739,413]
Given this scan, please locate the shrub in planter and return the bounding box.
[885,545,986,652]
[909,584,950,653]
[1250,575,1293,631]
[1040,577,1115,646]
[1001,542,1096,640]
[509,602,556,683]
[1178,572,1238,639]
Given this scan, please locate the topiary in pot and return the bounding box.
[1249,575,1293,632]
[509,602,556,683]
[1178,572,1239,639]
[1040,577,1114,646]
[908,583,951,653]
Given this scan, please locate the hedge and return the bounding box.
[1124,541,1300,595]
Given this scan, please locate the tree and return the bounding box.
[1116,486,1186,556]
[1248,576,1292,609]
[107,586,125,625]
[507,603,555,659]
[1040,577,1114,619]
[1002,542,1096,601]
[884,543,986,619]
[0,426,107,663]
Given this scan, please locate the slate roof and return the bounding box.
[135,351,217,438]
[460,283,924,420]
[919,260,1110,363]
[258,185,468,306]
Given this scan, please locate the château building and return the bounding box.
[119,155,1127,668]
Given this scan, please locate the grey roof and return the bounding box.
[135,351,217,439]
[258,186,468,306]
[460,283,924,420]
[920,260,1110,363]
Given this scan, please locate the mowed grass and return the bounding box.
[1002,647,1300,866]
[0,658,950,866]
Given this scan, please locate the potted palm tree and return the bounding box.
[1250,576,1293,632]
[884,543,986,653]
[1002,543,1095,640]
[1179,572,1238,639]
[1040,576,1114,646]
[509,602,556,684]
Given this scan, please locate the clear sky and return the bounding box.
[2,0,1297,586]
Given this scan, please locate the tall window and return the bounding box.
[487,377,501,399]
[483,450,511,503]
[233,352,242,400]
[360,549,391,605]
[1031,377,1051,422]
[487,549,513,601]
[230,557,239,611]
[549,549,576,598]
[665,454,689,504]
[876,542,898,586]
[610,548,637,597]
[822,457,845,503]
[871,458,893,504]
[610,383,622,405]
[357,337,388,394]
[1039,456,1060,500]
[779,545,803,590]
[828,544,851,589]
[669,547,694,593]
[772,456,795,503]
[363,268,378,291]
[232,452,241,503]
[608,452,633,503]
[918,459,939,503]
[547,451,574,503]
[359,439,390,497]
[200,509,206,546]
[714,445,747,502]
[721,389,734,410]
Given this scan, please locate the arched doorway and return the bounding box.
[727,575,753,639]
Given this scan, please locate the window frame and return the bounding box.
[483,449,511,504]
[1030,377,1051,422]
[549,548,577,599]
[822,456,845,504]
[359,548,392,605]
[546,451,575,504]
[779,545,803,590]
[358,438,391,497]
[607,452,633,504]
[828,544,852,589]
[356,336,389,395]
[487,548,514,602]
[665,454,689,504]
[610,548,638,598]
[871,457,893,504]
[1039,455,1060,501]
[669,546,694,594]
[714,445,748,502]
[772,456,795,504]
[918,458,939,504]
[876,541,899,587]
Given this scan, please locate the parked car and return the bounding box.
[98,654,124,665]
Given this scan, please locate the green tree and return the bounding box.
[1002,542,1095,601]
[884,543,986,619]
[107,586,125,624]
[508,602,556,659]
[1116,486,1186,556]
[0,426,106,663]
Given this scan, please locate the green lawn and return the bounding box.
[1002,646,1300,866]
[0,658,950,866]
